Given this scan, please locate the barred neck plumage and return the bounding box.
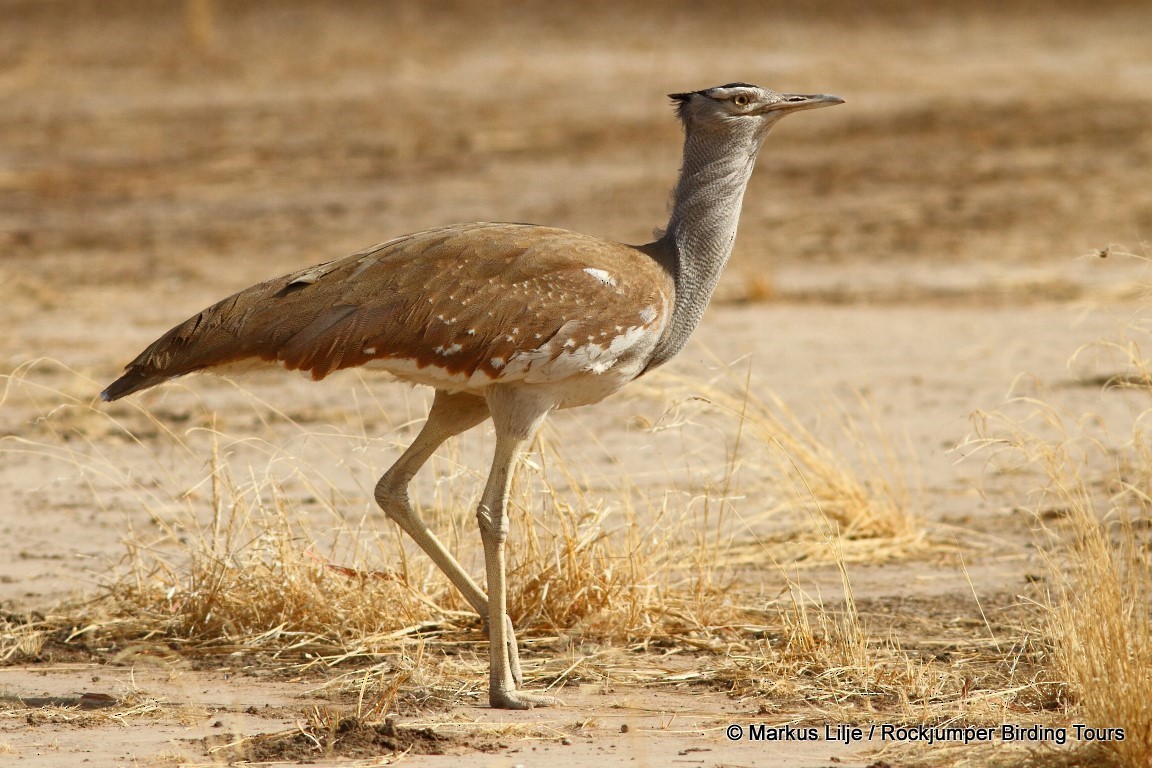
[642,84,843,372]
[644,115,768,370]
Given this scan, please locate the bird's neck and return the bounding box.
[646,124,765,370]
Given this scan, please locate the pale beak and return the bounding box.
[759,93,845,114]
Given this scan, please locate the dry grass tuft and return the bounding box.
[1046,488,1152,768]
[968,384,1152,766]
[743,388,922,541]
[0,612,48,663]
[99,481,441,663]
[0,688,175,728]
[710,561,1047,727]
[642,362,929,567]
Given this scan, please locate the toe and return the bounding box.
[489,689,563,709]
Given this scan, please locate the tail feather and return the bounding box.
[98,286,277,402]
[100,369,179,402]
[97,261,362,401]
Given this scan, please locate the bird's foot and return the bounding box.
[489,688,563,710]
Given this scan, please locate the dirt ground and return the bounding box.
[3,1,1152,766]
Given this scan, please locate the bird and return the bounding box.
[101,83,843,709]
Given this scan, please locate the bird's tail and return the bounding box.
[100,368,179,401]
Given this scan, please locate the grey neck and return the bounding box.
[644,121,768,371]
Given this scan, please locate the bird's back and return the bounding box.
[102,222,674,402]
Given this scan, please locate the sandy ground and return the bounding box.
[2,1,1152,766]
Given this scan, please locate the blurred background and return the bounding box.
[2,0,1152,368]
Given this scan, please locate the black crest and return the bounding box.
[669,82,757,102]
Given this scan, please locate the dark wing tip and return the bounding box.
[99,369,160,402]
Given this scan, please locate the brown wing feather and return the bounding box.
[101,223,673,401]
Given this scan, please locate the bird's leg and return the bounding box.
[373,390,525,686]
[477,389,562,709]
[374,393,490,598]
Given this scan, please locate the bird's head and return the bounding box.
[670,83,843,141]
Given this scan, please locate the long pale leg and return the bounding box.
[373,389,524,686]
[476,388,562,709]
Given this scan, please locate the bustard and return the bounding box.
[101,83,842,709]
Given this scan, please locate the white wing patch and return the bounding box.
[353,292,668,399]
[583,268,617,287]
[502,322,657,382]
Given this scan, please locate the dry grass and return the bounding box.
[1047,486,1152,768]
[0,687,177,728]
[1,362,756,671]
[965,378,1152,764]
[707,562,1051,728]
[638,362,930,568]
[0,357,1057,743]
[0,612,47,663]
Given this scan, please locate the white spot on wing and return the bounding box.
[639,305,658,324]
[583,268,617,287]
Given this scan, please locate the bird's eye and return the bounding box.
[733,94,750,107]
